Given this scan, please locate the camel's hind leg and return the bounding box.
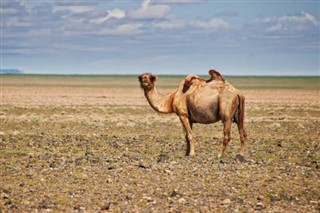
[218,118,232,158]
[179,115,195,156]
[237,124,247,156]
[236,94,247,157]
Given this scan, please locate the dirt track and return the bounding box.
[1,86,319,212]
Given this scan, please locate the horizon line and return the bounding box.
[0,73,319,78]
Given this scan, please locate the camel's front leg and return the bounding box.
[218,119,232,159]
[179,115,195,156]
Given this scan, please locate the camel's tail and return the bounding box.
[237,94,247,138]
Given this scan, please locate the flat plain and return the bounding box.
[0,74,319,212]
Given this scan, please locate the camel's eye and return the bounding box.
[138,75,145,81]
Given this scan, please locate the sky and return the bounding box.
[1,0,319,76]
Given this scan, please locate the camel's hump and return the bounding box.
[208,69,225,82]
[184,74,200,86]
[185,74,199,80]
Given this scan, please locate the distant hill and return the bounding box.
[0,69,23,74]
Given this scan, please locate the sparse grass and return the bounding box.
[0,150,29,157]
[1,74,319,89]
[226,76,320,90]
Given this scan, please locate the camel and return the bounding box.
[138,69,247,159]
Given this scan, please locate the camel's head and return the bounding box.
[138,73,157,90]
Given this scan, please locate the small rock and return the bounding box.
[4,199,12,205]
[268,111,275,115]
[164,169,172,175]
[107,166,115,170]
[101,203,110,211]
[85,150,94,157]
[132,136,140,140]
[236,154,245,163]
[255,202,265,210]
[10,204,17,209]
[257,195,265,201]
[310,200,318,205]
[237,197,245,204]
[74,205,85,211]
[222,198,231,205]
[178,198,186,203]
[157,154,169,163]
[138,162,149,169]
[144,196,153,202]
[49,162,56,168]
[170,190,178,198]
[90,158,100,164]
[270,194,281,202]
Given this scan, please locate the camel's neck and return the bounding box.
[144,87,176,114]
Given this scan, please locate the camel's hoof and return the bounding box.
[236,154,245,163]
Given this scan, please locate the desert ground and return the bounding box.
[0,75,319,212]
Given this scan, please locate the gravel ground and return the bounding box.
[0,86,319,212]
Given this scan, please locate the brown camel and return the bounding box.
[138,70,247,159]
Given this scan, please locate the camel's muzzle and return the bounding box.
[140,80,150,87]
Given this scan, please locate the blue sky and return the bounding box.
[1,0,319,75]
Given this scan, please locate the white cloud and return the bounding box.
[108,8,126,19]
[91,8,125,24]
[267,23,282,32]
[99,23,143,35]
[153,16,233,32]
[254,12,319,33]
[128,0,170,19]
[153,19,186,29]
[191,18,233,32]
[53,5,94,14]
[278,11,318,26]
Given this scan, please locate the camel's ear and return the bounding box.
[150,75,158,82]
